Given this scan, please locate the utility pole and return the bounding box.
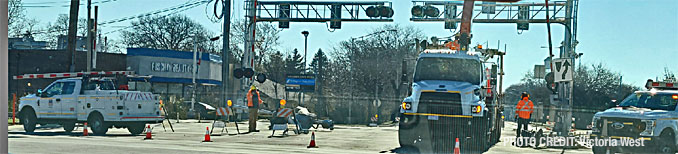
[561,0,575,136]
[67,0,79,72]
[222,0,231,107]
[86,0,92,71]
[93,6,98,69]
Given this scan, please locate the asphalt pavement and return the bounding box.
[8,119,593,153]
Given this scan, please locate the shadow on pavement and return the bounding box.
[9,131,139,137]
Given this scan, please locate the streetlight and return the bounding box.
[301,31,309,72]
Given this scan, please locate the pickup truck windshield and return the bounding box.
[413,57,481,85]
[618,93,678,111]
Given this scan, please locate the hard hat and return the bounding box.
[250,85,257,90]
[227,100,233,107]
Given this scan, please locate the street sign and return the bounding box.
[285,74,315,92]
[533,65,545,79]
[553,58,573,82]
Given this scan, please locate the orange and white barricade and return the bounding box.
[211,107,232,136]
[269,108,298,138]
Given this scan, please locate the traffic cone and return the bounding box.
[307,132,318,148]
[83,122,89,136]
[453,138,460,154]
[144,125,152,140]
[202,127,212,142]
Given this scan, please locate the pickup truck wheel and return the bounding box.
[658,131,676,154]
[62,122,75,133]
[22,109,37,133]
[88,114,108,135]
[128,123,145,135]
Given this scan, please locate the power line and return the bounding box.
[97,0,210,26]
[102,0,210,35]
[21,0,118,8]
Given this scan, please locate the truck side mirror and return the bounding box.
[37,89,44,97]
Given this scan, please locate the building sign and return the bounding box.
[285,74,315,92]
[151,62,193,73]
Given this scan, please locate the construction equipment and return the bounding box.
[399,41,504,153]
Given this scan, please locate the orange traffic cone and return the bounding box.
[307,132,318,148]
[144,125,152,140]
[83,122,89,136]
[454,138,460,154]
[202,127,212,142]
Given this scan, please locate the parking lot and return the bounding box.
[8,119,595,154]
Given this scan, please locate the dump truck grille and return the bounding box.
[419,92,462,115]
[419,92,464,153]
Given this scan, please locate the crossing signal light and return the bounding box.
[366,6,379,17]
[233,68,244,79]
[256,73,267,83]
[233,68,255,79]
[378,6,393,18]
[412,5,439,18]
[244,68,254,78]
[424,5,440,17]
[411,5,425,17]
[366,5,393,18]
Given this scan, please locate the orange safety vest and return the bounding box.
[515,99,534,119]
[247,89,262,107]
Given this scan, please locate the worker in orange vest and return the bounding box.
[247,85,263,132]
[515,92,534,137]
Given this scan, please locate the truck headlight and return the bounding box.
[640,120,656,136]
[592,116,601,132]
[471,105,481,113]
[402,102,412,110]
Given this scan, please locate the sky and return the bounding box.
[19,0,678,89]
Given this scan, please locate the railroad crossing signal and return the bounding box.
[553,58,573,82]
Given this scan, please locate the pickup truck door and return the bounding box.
[58,81,78,119]
[37,82,64,118]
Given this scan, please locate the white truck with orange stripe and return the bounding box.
[16,71,164,135]
[590,79,678,154]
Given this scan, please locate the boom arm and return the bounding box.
[457,0,520,51]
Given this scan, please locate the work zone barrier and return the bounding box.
[269,108,300,138]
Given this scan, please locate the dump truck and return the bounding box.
[398,45,504,153]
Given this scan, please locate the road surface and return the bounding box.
[8,119,592,153]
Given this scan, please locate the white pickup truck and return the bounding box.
[17,77,164,135]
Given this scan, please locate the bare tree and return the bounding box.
[121,14,220,53]
[42,14,88,48]
[230,19,281,66]
[8,0,24,27]
[324,24,425,123]
[8,0,25,36]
